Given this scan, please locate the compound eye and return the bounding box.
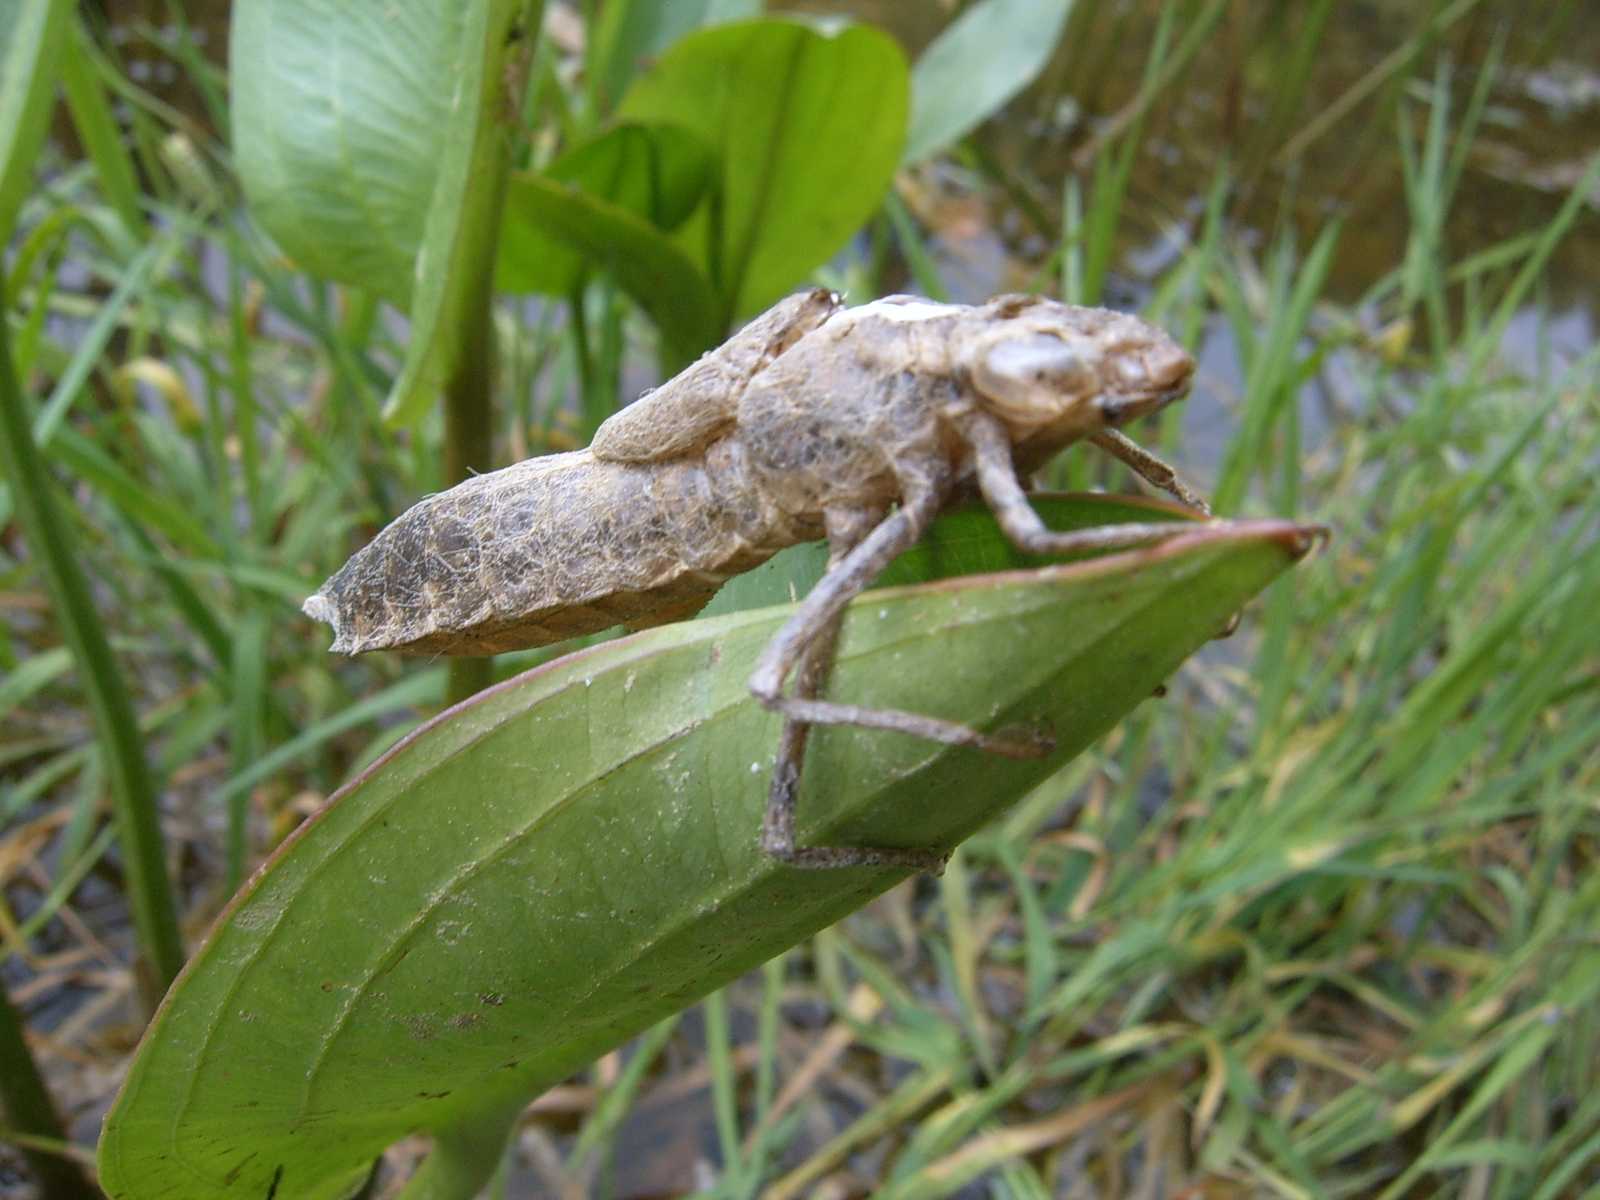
[977,334,1094,400]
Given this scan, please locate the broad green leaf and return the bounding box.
[545,123,712,232]
[496,171,720,360]
[905,0,1075,165]
[619,19,908,323]
[0,0,69,240]
[99,500,1316,1199]
[496,122,718,354]
[229,0,537,427]
[230,1,458,303]
[587,0,763,114]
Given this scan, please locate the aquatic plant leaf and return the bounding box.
[99,498,1314,1198]
[229,0,537,427]
[587,0,762,114]
[619,18,908,324]
[497,171,720,361]
[231,0,459,303]
[906,0,1075,165]
[497,122,719,356]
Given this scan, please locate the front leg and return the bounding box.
[1089,429,1210,514]
[965,413,1211,555]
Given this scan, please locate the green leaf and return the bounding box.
[99,500,1315,1199]
[58,16,145,236]
[230,0,456,303]
[587,0,763,115]
[0,0,70,240]
[0,645,72,720]
[619,19,908,323]
[905,0,1075,165]
[0,282,185,1009]
[496,122,718,355]
[547,122,713,232]
[229,0,537,427]
[497,170,720,360]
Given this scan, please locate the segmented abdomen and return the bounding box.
[305,448,797,655]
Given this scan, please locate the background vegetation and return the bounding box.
[2,0,1597,1196]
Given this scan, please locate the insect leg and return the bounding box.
[761,612,940,868]
[1089,429,1210,514]
[761,509,858,865]
[749,489,1044,756]
[762,508,954,871]
[966,414,1208,555]
[752,491,1048,872]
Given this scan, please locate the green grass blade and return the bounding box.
[57,16,146,236]
[0,980,99,1200]
[0,0,70,239]
[0,284,185,1004]
[31,235,168,446]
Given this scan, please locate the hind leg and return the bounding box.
[753,494,1046,872]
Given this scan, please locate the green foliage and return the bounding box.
[584,0,762,116]
[229,2,1081,405]
[498,123,712,295]
[0,287,184,1003]
[99,500,1307,1199]
[618,19,909,325]
[498,169,719,366]
[496,122,719,359]
[0,0,69,240]
[379,0,535,429]
[5,3,1598,1197]
[230,1,456,304]
[0,1020,95,1199]
[230,0,537,427]
[56,19,146,237]
[905,0,1074,164]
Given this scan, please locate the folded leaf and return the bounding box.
[100,500,1317,1199]
[497,170,720,360]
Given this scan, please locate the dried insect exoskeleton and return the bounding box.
[306,292,1207,870]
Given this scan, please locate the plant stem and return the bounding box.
[394,1103,521,1200]
[0,972,100,1199]
[0,284,184,1008]
[443,279,496,705]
